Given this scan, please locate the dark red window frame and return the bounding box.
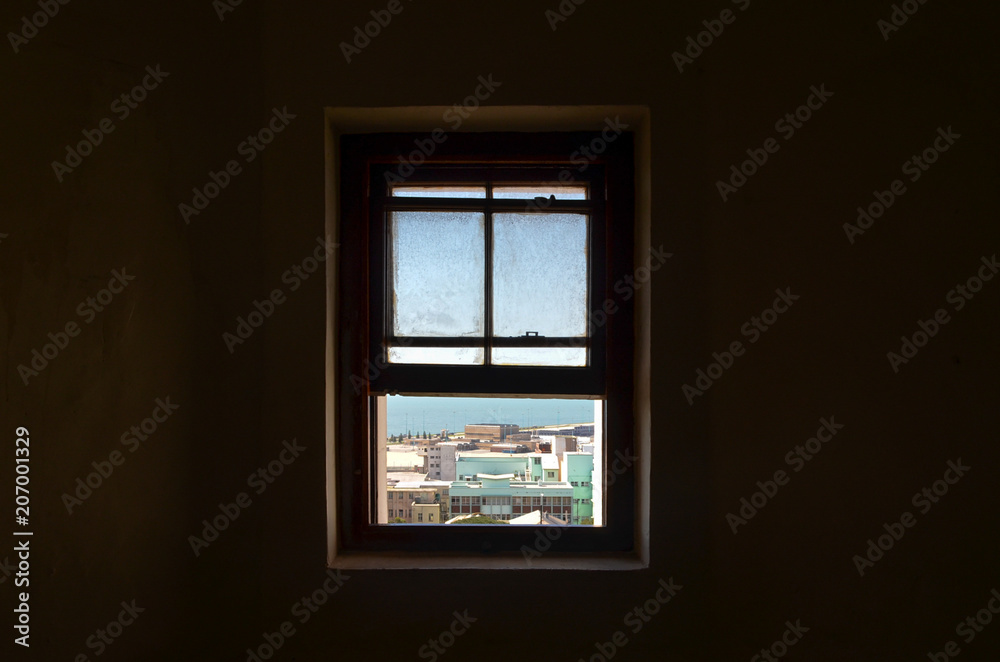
[336,131,636,556]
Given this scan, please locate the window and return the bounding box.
[336,130,636,557]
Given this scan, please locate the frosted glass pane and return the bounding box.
[392,186,486,198]
[492,213,588,338]
[492,185,588,200]
[491,347,587,367]
[388,347,484,365]
[392,211,484,337]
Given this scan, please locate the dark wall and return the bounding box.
[1,0,997,660]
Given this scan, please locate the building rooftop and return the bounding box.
[392,480,451,489]
[449,480,573,491]
[456,450,534,458]
[509,510,570,526]
[387,472,429,483]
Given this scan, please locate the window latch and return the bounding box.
[523,331,541,337]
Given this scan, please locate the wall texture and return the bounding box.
[1,0,997,659]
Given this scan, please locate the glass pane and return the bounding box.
[381,394,602,526]
[492,185,588,200]
[391,211,485,337]
[492,213,588,340]
[388,346,484,365]
[491,347,586,367]
[391,186,487,198]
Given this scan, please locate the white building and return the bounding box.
[417,441,458,481]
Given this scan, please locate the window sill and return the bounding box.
[328,550,647,571]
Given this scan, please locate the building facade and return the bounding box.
[448,451,595,524]
[448,475,574,522]
[416,442,458,481]
[464,423,519,443]
[386,482,450,522]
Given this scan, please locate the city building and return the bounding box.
[464,423,519,443]
[552,435,578,454]
[561,452,595,524]
[448,475,574,522]
[386,481,450,522]
[416,441,458,481]
[447,450,595,524]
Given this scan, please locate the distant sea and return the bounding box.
[386,395,595,437]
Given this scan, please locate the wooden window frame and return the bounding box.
[335,131,635,557]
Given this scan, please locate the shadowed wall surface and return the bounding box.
[0,0,998,659]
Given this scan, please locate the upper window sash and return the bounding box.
[367,164,608,396]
